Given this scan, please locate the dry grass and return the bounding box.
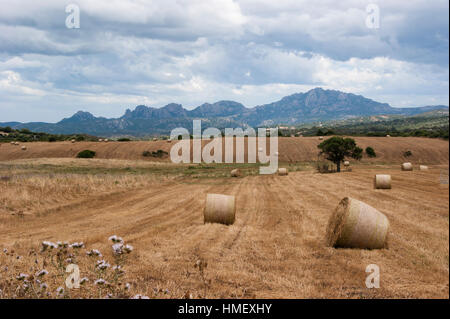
[0,157,448,299]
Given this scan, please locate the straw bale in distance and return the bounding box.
[419,165,429,171]
[401,162,413,171]
[204,194,236,225]
[374,174,391,189]
[278,168,288,176]
[231,169,240,177]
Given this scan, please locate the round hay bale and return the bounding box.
[10,141,14,145]
[167,139,172,143]
[326,197,389,249]
[71,139,76,143]
[230,169,240,177]
[401,162,413,171]
[104,139,109,142]
[278,168,288,176]
[15,142,19,145]
[374,174,391,189]
[419,165,428,171]
[21,146,27,151]
[318,136,324,140]
[204,194,235,225]
[153,138,157,141]
[386,134,391,137]
[98,139,103,142]
[343,161,350,167]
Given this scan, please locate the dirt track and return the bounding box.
[1,166,448,298]
[1,136,448,164]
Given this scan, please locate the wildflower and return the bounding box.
[80,277,89,285]
[40,283,48,290]
[113,265,125,275]
[70,242,84,249]
[86,249,102,257]
[35,269,48,277]
[3,248,7,253]
[41,241,57,252]
[123,244,133,254]
[131,294,150,299]
[108,235,123,243]
[56,286,65,297]
[112,243,124,255]
[16,273,29,281]
[125,283,131,290]
[96,260,110,270]
[94,279,107,286]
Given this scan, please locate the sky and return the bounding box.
[0,0,448,122]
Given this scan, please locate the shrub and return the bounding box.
[117,138,131,142]
[365,146,376,158]
[77,150,96,158]
[48,136,56,142]
[403,150,412,157]
[143,150,168,158]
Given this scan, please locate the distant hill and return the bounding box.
[1,88,448,136]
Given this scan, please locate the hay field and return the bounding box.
[0,154,448,298]
[1,136,448,164]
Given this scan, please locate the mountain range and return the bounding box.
[1,88,448,136]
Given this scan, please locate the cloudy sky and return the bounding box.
[0,0,448,122]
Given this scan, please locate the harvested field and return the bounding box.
[0,137,448,164]
[0,157,448,298]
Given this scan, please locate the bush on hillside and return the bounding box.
[77,150,96,158]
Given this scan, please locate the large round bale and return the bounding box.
[278,168,288,176]
[204,194,236,225]
[419,165,429,171]
[21,145,27,151]
[98,139,103,142]
[325,197,390,249]
[386,134,391,137]
[401,162,413,171]
[318,136,324,140]
[230,169,240,177]
[167,139,172,143]
[10,141,14,145]
[374,174,391,189]
[14,142,19,145]
[153,138,157,141]
[343,161,350,167]
[104,139,109,142]
[71,139,76,143]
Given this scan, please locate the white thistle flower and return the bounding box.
[40,283,48,290]
[56,286,65,296]
[131,294,150,299]
[112,243,124,255]
[35,269,48,277]
[94,279,106,286]
[16,273,28,281]
[108,235,124,243]
[123,244,133,254]
[80,277,89,285]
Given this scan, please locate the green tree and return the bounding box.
[317,136,363,172]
